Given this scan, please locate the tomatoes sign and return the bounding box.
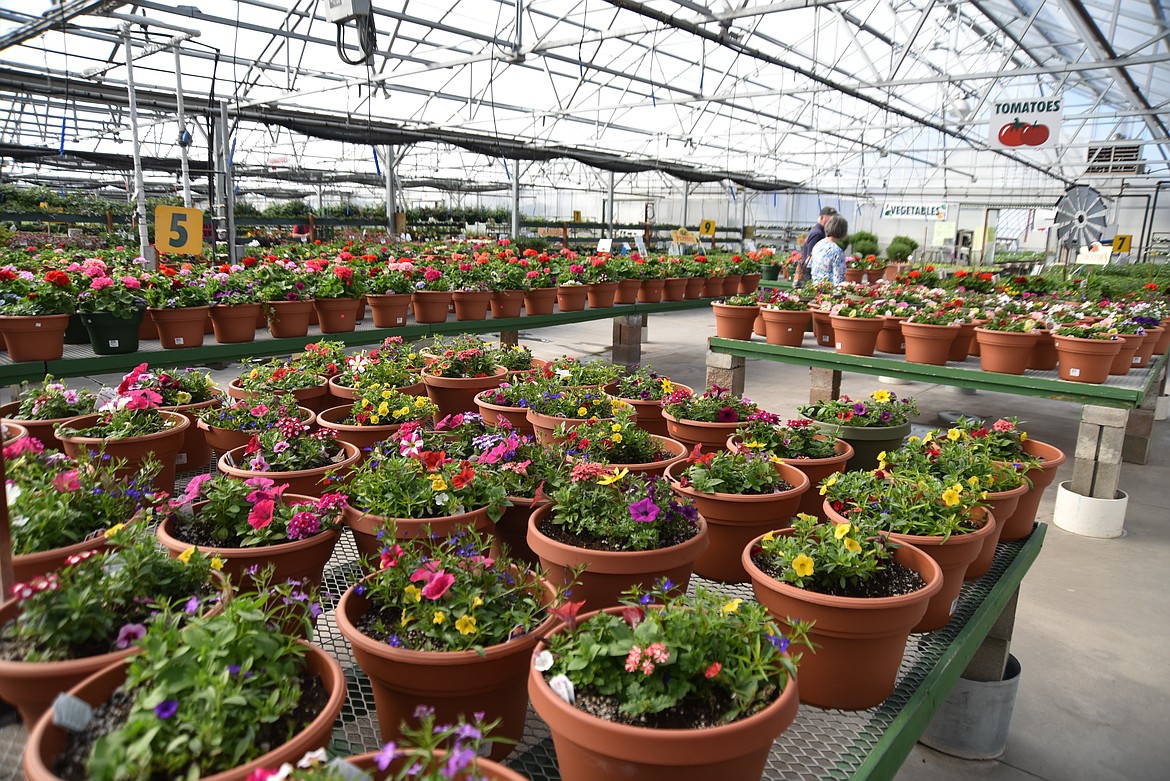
[989,96,1061,150]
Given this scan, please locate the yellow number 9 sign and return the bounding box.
[699,219,717,237]
[154,206,204,255]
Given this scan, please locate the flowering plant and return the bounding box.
[558,412,670,464]
[979,314,1038,333]
[0,267,75,315]
[75,273,148,318]
[820,469,984,539]
[334,344,423,390]
[525,388,630,420]
[798,389,917,428]
[579,255,614,284]
[168,474,345,547]
[4,439,161,555]
[661,385,759,424]
[309,262,364,299]
[611,365,679,401]
[882,428,1030,492]
[719,293,759,307]
[760,290,808,312]
[238,359,325,393]
[143,266,212,308]
[196,396,305,434]
[367,261,417,295]
[117,363,218,406]
[205,266,263,306]
[292,340,349,378]
[948,416,1036,464]
[544,465,699,552]
[539,356,622,387]
[351,388,437,426]
[56,387,176,440]
[750,512,905,594]
[423,340,500,379]
[464,429,565,499]
[732,413,838,459]
[485,342,536,372]
[254,261,314,302]
[238,416,345,472]
[475,377,544,409]
[0,525,215,662]
[413,265,452,292]
[82,584,317,781]
[905,305,964,326]
[536,582,804,726]
[355,525,550,652]
[675,447,795,495]
[829,298,883,318]
[14,376,97,420]
[945,269,997,294]
[347,436,507,521]
[1053,322,1119,340]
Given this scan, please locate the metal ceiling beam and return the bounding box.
[0,0,125,51]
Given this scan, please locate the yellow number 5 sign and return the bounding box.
[154,206,204,255]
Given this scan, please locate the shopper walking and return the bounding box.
[795,206,837,286]
[809,214,848,284]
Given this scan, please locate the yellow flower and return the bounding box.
[792,554,815,577]
[611,423,622,433]
[393,405,410,419]
[577,406,588,416]
[762,531,775,542]
[819,472,838,496]
[378,401,390,415]
[719,598,743,615]
[210,556,224,571]
[433,611,446,624]
[1020,431,1028,442]
[455,614,477,635]
[177,546,196,564]
[947,428,962,441]
[923,431,934,443]
[844,537,862,553]
[968,475,981,487]
[104,523,126,538]
[743,439,765,449]
[611,433,623,443]
[399,612,414,627]
[382,389,393,399]
[907,435,921,444]
[597,467,629,486]
[415,397,429,408]
[370,414,380,424]
[430,476,448,492]
[834,522,851,539]
[942,485,963,507]
[872,389,892,403]
[471,596,484,609]
[404,585,422,603]
[661,378,674,394]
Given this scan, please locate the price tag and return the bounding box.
[154,206,204,255]
[597,238,613,254]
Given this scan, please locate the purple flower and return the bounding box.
[852,402,868,415]
[879,410,893,423]
[374,741,398,771]
[115,623,147,650]
[628,497,660,523]
[716,406,739,423]
[445,747,477,776]
[184,596,201,614]
[154,699,179,720]
[227,664,241,675]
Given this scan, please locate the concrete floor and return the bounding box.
[25,307,1170,781]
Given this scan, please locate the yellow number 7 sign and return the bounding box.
[154,206,204,255]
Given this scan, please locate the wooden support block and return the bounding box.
[498,330,519,347]
[705,350,745,396]
[809,367,842,403]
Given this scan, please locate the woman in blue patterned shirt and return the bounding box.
[809,215,849,284]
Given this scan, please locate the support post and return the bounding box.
[607,170,615,238]
[809,367,842,404]
[962,589,1017,682]
[705,349,745,397]
[1123,358,1166,464]
[498,330,519,347]
[1071,404,1128,499]
[681,182,690,228]
[219,103,236,264]
[612,314,644,367]
[740,187,748,251]
[511,158,520,238]
[122,25,152,266]
[385,145,397,236]
[173,43,193,208]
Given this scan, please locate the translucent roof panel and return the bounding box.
[0,0,1166,200]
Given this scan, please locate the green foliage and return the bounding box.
[679,450,794,495]
[886,235,919,262]
[752,512,892,592]
[848,230,879,257]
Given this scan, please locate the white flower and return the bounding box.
[296,748,329,768]
[548,674,575,706]
[533,650,554,672]
[6,483,20,506]
[269,763,295,781]
[555,368,571,378]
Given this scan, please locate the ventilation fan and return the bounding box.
[1053,185,1108,249]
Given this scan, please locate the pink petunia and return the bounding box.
[52,470,81,492]
[247,498,275,530]
[420,571,455,600]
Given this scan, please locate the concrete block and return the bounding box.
[1081,405,1129,427]
[705,351,745,370]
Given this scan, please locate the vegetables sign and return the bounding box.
[989,96,1062,150]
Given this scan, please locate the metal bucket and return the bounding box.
[919,654,1022,760]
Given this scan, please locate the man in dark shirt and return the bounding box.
[795,206,837,286]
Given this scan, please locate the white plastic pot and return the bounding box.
[1052,480,1128,539]
[1155,394,1169,422]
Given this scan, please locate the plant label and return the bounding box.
[175,337,184,345]
[1070,368,1081,377]
[108,339,119,348]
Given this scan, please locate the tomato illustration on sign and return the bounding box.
[1021,123,1050,146]
[998,120,1026,147]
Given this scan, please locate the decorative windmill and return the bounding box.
[1053,185,1108,250]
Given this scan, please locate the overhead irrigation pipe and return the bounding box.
[121,23,152,266]
[174,43,193,208]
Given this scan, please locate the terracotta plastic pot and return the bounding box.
[160,390,223,470]
[316,404,409,453]
[335,572,556,761]
[526,409,611,447]
[496,495,542,567]
[23,640,344,781]
[637,279,665,303]
[528,605,800,781]
[148,306,211,349]
[1108,332,1143,376]
[345,751,526,780]
[157,502,341,588]
[974,328,1039,375]
[410,291,453,323]
[452,290,492,320]
[683,277,706,299]
[601,435,688,477]
[0,314,69,361]
[343,503,495,563]
[423,367,507,420]
[208,304,261,344]
[726,436,854,521]
[614,279,642,304]
[313,297,360,333]
[1052,334,1121,384]
[0,401,71,451]
[806,419,911,473]
[1153,320,1170,354]
[875,316,908,355]
[760,308,810,347]
[830,315,885,357]
[866,266,888,283]
[1028,330,1059,371]
[744,529,942,710]
[661,411,741,452]
[556,285,589,312]
[522,287,558,315]
[810,308,835,348]
[662,277,688,301]
[475,392,536,434]
[489,290,525,318]
[266,299,314,338]
[721,275,742,296]
[367,293,413,327]
[585,282,618,308]
[228,377,331,413]
[948,321,980,362]
[1002,438,1065,538]
[217,440,361,497]
[844,268,866,284]
[197,405,315,453]
[711,303,758,340]
[737,273,763,294]
[527,503,709,610]
[966,483,1028,579]
[665,460,809,583]
[57,410,189,494]
[2,421,27,445]
[616,383,692,438]
[1134,326,1163,368]
[902,322,959,366]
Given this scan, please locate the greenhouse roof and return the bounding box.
[1,0,1167,200]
